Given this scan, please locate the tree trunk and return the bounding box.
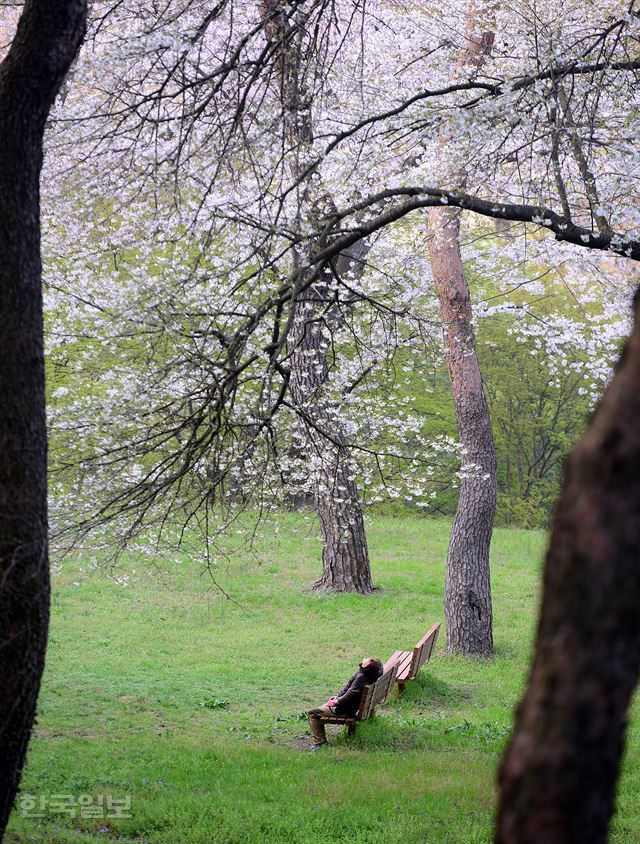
[313,441,373,593]
[264,0,373,593]
[494,287,640,842]
[288,279,374,594]
[425,0,497,657]
[0,2,86,836]
[427,207,497,656]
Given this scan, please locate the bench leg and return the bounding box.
[347,722,356,736]
[397,680,406,695]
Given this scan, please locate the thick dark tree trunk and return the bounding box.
[263,0,373,593]
[288,280,374,594]
[426,0,496,657]
[495,288,640,842]
[313,443,373,593]
[427,207,497,656]
[0,2,86,837]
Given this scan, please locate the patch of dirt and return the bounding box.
[290,723,344,752]
[33,728,102,738]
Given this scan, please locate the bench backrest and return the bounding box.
[407,621,441,680]
[357,661,398,721]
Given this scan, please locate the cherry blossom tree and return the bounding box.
[260,0,374,592]
[43,0,457,579]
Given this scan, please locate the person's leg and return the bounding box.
[307,704,334,745]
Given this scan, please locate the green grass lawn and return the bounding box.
[6,514,639,843]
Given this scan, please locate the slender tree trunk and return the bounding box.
[0,2,86,836]
[426,0,497,656]
[427,207,497,656]
[264,0,373,592]
[495,286,640,843]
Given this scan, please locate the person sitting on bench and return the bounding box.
[307,657,383,750]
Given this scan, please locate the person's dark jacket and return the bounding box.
[333,663,383,717]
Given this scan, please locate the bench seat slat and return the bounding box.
[394,651,414,681]
[383,651,403,673]
[395,621,441,691]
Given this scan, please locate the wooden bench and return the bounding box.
[318,660,399,735]
[384,622,440,693]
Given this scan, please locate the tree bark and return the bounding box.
[426,0,497,656]
[288,276,374,594]
[494,287,640,842]
[427,207,497,656]
[0,1,86,836]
